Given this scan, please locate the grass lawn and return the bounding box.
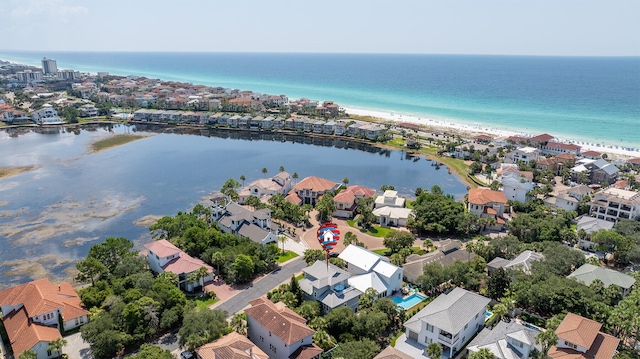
[276,251,299,263]
[346,220,393,238]
[372,248,389,256]
[295,274,305,281]
[390,330,404,346]
[190,296,219,310]
[387,138,406,147]
[373,246,426,257]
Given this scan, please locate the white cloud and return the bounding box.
[10,0,88,18]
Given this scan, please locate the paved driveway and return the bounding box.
[64,332,93,359]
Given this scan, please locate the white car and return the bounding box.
[180,351,193,359]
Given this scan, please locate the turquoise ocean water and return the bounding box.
[1,52,639,148]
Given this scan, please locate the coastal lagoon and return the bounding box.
[0,124,467,288]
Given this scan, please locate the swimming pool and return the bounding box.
[485,310,493,321]
[392,293,426,310]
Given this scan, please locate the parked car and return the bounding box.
[180,351,193,359]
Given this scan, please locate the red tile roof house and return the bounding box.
[285,176,341,206]
[143,239,214,292]
[548,313,619,359]
[468,188,508,230]
[0,279,89,358]
[196,331,269,359]
[245,297,322,359]
[333,185,376,218]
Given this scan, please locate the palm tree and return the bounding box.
[342,177,349,187]
[469,348,495,359]
[19,350,37,359]
[195,266,210,287]
[535,329,558,358]
[278,235,287,255]
[48,337,67,358]
[240,174,246,187]
[231,313,247,335]
[492,303,508,323]
[292,172,299,184]
[211,251,225,279]
[313,330,337,351]
[262,167,268,176]
[279,165,285,172]
[426,342,442,359]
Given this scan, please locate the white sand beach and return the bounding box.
[344,107,640,158]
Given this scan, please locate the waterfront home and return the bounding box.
[497,165,533,204]
[548,313,619,359]
[334,121,348,136]
[216,113,229,126]
[273,117,285,129]
[299,260,362,313]
[261,116,274,129]
[404,287,491,358]
[338,244,403,297]
[0,279,89,359]
[79,104,98,117]
[312,120,324,133]
[487,250,544,274]
[245,297,322,359]
[250,116,263,130]
[284,118,295,129]
[212,201,279,244]
[372,206,412,227]
[143,239,214,292]
[359,124,385,140]
[466,321,540,359]
[30,105,63,125]
[568,264,636,297]
[285,176,340,205]
[228,114,240,127]
[575,216,614,250]
[540,141,581,156]
[324,120,336,134]
[303,119,313,132]
[581,150,603,160]
[196,331,268,359]
[403,240,475,284]
[238,172,292,204]
[0,106,32,124]
[239,115,251,128]
[333,185,376,218]
[590,187,640,222]
[468,188,508,230]
[375,190,406,208]
[293,117,305,131]
[348,123,363,136]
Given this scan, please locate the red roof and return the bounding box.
[545,142,580,151]
[581,150,602,157]
[144,239,181,258]
[550,313,619,359]
[530,133,554,142]
[163,253,213,275]
[628,158,640,165]
[334,185,375,203]
[292,176,338,193]
[3,307,61,356]
[245,297,314,346]
[468,188,507,205]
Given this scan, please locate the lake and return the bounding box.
[0,124,468,288]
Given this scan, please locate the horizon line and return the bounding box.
[1,50,639,59]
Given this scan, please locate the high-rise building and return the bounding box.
[41,57,58,75]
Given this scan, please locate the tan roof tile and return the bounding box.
[245,297,314,345]
[555,313,602,349]
[468,188,507,205]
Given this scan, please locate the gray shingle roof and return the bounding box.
[467,321,540,359]
[404,287,490,334]
[568,264,636,289]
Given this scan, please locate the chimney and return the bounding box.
[58,285,61,291]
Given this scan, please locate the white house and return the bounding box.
[212,201,279,245]
[590,188,640,222]
[144,239,214,292]
[338,244,403,297]
[31,105,63,125]
[466,321,540,359]
[468,188,508,230]
[238,172,292,204]
[372,206,413,227]
[245,297,322,359]
[498,165,533,204]
[0,279,89,359]
[487,250,544,275]
[505,147,540,164]
[375,190,406,208]
[404,287,491,358]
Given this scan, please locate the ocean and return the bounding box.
[1,51,639,148]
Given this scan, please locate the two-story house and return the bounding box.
[0,279,89,359]
[468,188,508,230]
[196,331,268,359]
[338,244,403,297]
[549,313,619,359]
[31,105,63,125]
[497,165,533,204]
[212,201,279,244]
[144,239,214,292]
[568,264,636,297]
[404,287,491,358]
[466,321,540,359]
[575,216,614,250]
[299,260,362,313]
[245,297,322,359]
[590,188,640,222]
[238,172,292,204]
[372,190,411,227]
[285,176,340,206]
[333,185,376,218]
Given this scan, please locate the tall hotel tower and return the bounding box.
[41,57,58,75]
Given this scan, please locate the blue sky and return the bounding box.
[1,0,639,56]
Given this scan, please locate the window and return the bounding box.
[464,324,468,330]
[47,350,52,356]
[269,331,271,336]
[259,336,264,342]
[427,324,434,332]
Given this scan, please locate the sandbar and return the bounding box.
[0,165,37,179]
[90,134,148,153]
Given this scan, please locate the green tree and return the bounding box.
[75,257,107,286]
[18,350,37,359]
[492,303,508,323]
[262,167,268,175]
[355,197,376,229]
[331,339,380,359]
[47,337,67,358]
[535,330,558,357]
[487,268,510,300]
[383,230,414,253]
[292,172,299,183]
[303,249,325,265]
[232,254,255,283]
[129,344,174,359]
[221,178,241,201]
[211,251,225,278]
[178,307,229,352]
[426,342,443,358]
[358,288,378,311]
[315,191,336,223]
[87,237,135,274]
[230,313,247,335]
[239,174,246,187]
[469,348,495,359]
[278,235,287,255]
[279,166,285,172]
[342,177,350,186]
[312,330,336,351]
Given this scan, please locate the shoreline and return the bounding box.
[343,107,640,158]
